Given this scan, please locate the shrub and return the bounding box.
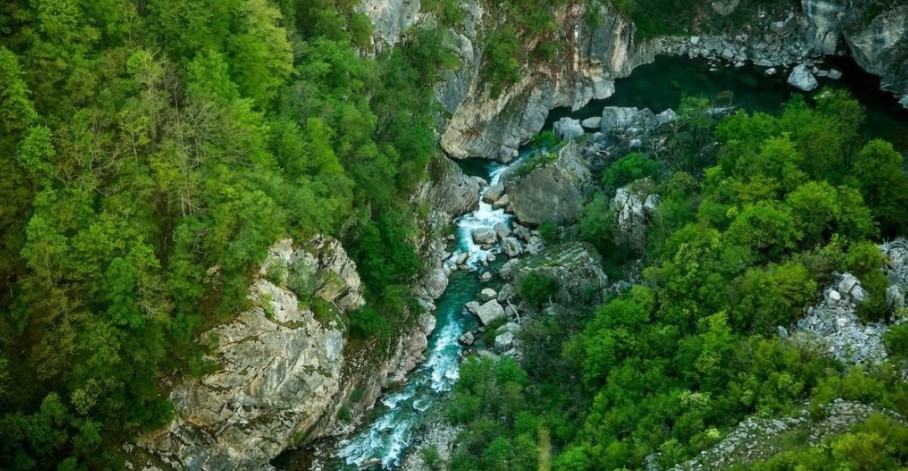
[517,272,559,306]
[602,152,660,191]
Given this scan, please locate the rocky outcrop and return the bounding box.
[139,237,365,470]
[359,0,423,50]
[500,141,592,226]
[844,5,908,103]
[667,399,904,471]
[415,153,482,218]
[802,0,849,54]
[438,2,653,159]
[794,273,887,365]
[613,185,660,252]
[514,242,608,306]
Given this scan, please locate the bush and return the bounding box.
[602,152,660,191]
[517,272,559,306]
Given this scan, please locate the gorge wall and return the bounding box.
[365,0,908,161]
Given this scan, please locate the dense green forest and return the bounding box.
[446,92,908,470]
[0,1,457,468]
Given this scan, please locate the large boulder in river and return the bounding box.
[500,141,592,226]
[600,106,657,133]
[787,64,819,92]
[554,117,585,141]
[514,242,608,306]
[472,227,498,245]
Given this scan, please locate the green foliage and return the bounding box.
[601,152,661,192]
[517,272,559,307]
[0,0,453,467]
[452,90,908,470]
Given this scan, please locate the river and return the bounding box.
[274,55,908,471]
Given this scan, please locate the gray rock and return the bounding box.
[501,141,592,226]
[482,183,505,204]
[788,64,819,91]
[828,68,842,80]
[465,301,480,315]
[480,288,498,302]
[476,300,506,325]
[581,116,602,130]
[472,227,497,245]
[494,222,511,239]
[554,117,585,141]
[498,284,516,303]
[494,332,514,351]
[502,237,523,258]
[459,331,475,346]
[614,186,651,252]
[480,271,493,282]
[514,243,608,306]
[415,154,481,217]
[492,194,510,210]
[424,267,449,300]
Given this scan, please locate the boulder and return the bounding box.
[802,0,848,54]
[482,183,505,204]
[476,300,506,325]
[502,237,523,258]
[614,187,655,252]
[479,288,498,302]
[711,0,740,16]
[472,227,497,245]
[554,117,584,141]
[480,271,493,282]
[492,194,510,210]
[514,243,608,306]
[494,332,514,351]
[494,222,511,239]
[828,69,843,80]
[465,301,480,315]
[581,116,602,130]
[423,267,449,300]
[458,331,475,346]
[498,283,517,303]
[500,141,592,225]
[787,64,819,92]
[415,154,482,217]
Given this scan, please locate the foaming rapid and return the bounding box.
[335,157,524,470]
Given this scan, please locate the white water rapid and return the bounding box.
[335,158,522,470]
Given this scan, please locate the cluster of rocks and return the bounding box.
[665,399,903,471]
[793,272,887,365]
[793,239,908,366]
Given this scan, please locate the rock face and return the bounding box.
[500,141,592,225]
[415,153,482,218]
[358,0,423,49]
[845,5,908,101]
[514,242,608,306]
[139,237,366,470]
[788,64,820,91]
[438,2,652,160]
[802,0,849,54]
[667,399,905,471]
[613,185,660,252]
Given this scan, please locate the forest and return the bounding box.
[445,92,908,470]
[0,0,458,468]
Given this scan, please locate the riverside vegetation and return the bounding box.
[445,92,908,470]
[3,0,908,470]
[0,1,459,469]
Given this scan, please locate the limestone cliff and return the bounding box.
[362,0,908,161]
